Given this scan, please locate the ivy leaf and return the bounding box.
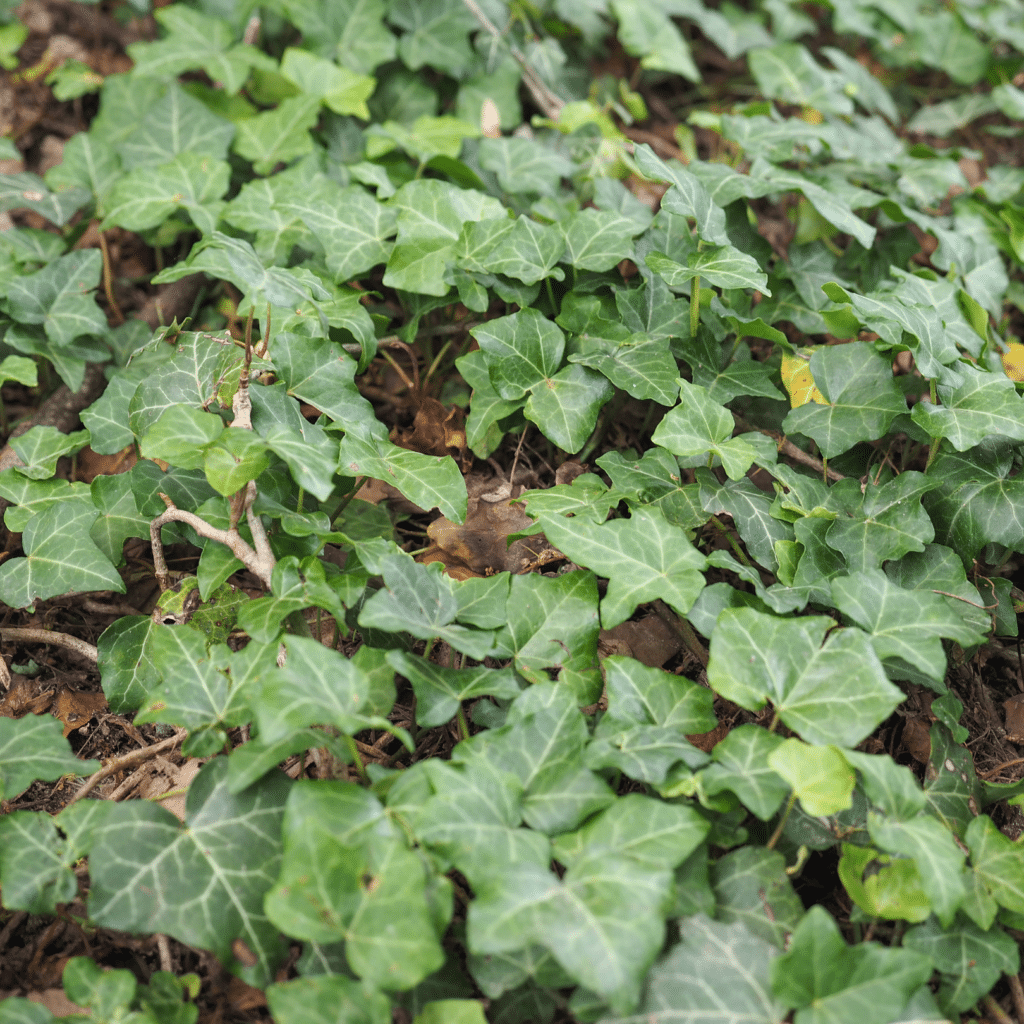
[701,724,789,821]
[0,172,89,226]
[697,469,793,572]
[477,137,575,196]
[153,234,329,315]
[646,247,770,295]
[912,364,1024,451]
[782,343,906,458]
[824,472,941,572]
[9,426,90,480]
[89,474,151,566]
[101,152,230,235]
[712,847,805,948]
[277,0,396,73]
[868,814,967,927]
[484,217,565,285]
[633,145,729,245]
[585,717,710,784]
[552,793,709,871]
[524,363,614,454]
[337,433,466,523]
[923,442,1024,564]
[965,814,1024,916]
[749,43,851,115]
[279,47,375,118]
[768,739,856,817]
[653,380,761,480]
[598,914,784,1024]
[235,557,346,644]
[386,652,522,729]
[0,811,78,914]
[469,855,672,1013]
[118,84,235,169]
[358,554,500,660]
[611,0,699,82]
[266,975,392,1024]
[707,608,904,747]
[128,5,272,94]
[471,307,565,400]
[598,448,707,530]
[264,781,445,990]
[388,0,476,76]
[88,758,290,988]
[561,209,642,273]
[45,132,122,205]
[602,655,716,732]
[272,334,382,443]
[904,915,1020,1016]
[0,715,100,801]
[771,905,933,1024]
[249,382,338,501]
[832,570,989,686]
[127,330,240,439]
[536,507,706,628]
[2,250,106,347]
[232,95,320,175]
[0,501,124,609]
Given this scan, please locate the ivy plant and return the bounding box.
[2,0,1024,1021]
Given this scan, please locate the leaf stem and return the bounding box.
[344,734,370,785]
[710,516,753,567]
[97,225,125,325]
[766,791,797,850]
[456,704,470,742]
[689,275,701,337]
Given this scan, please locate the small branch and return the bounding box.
[1007,973,1024,1024]
[151,497,274,590]
[983,994,1015,1024]
[65,730,185,806]
[652,599,708,667]
[733,415,844,481]
[97,225,125,326]
[0,628,98,664]
[461,0,565,120]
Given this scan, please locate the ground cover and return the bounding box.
[1,0,1024,1021]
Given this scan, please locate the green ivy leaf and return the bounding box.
[88,758,289,988]
[832,570,989,686]
[0,501,124,608]
[8,426,89,481]
[646,246,770,295]
[633,145,728,245]
[701,724,789,821]
[602,655,716,731]
[266,974,392,1024]
[561,208,642,273]
[0,172,89,226]
[477,137,575,196]
[749,43,852,115]
[358,554,499,660]
[386,652,522,729]
[923,442,1024,564]
[265,780,445,989]
[0,715,100,802]
[611,0,699,82]
[232,94,320,174]
[524,363,614,454]
[128,5,273,94]
[279,47,375,118]
[782,343,906,458]
[0,811,79,914]
[101,152,230,235]
[771,905,933,1023]
[712,847,805,948]
[471,307,565,400]
[767,739,856,817]
[2,250,106,347]
[965,815,1024,917]
[118,84,235,169]
[45,132,122,206]
[536,507,706,628]
[707,608,903,747]
[913,364,1024,451]
[337,433,466,522]
[388,0,476,76]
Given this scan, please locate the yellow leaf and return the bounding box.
[781,348,828,407]
[1001,341,1024,382]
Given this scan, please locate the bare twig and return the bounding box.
[461,0,565,120]
[983,994,1015,1024]
[97,225,125,325]
[151,488,275,590]
[734,414,845,481]
[65,730,185,806]
[980,758,1024,780]
[0,628,98,664]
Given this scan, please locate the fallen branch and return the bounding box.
[65,729,186,806]
[0,628,98,664]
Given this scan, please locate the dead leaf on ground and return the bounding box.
[390,397,469,468]
[425,498,555,576]
[601,614,682,668]
[54,687,106,737]
[1004,693,1024,743]
[902,715,933,764]
[0,676,55,717]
